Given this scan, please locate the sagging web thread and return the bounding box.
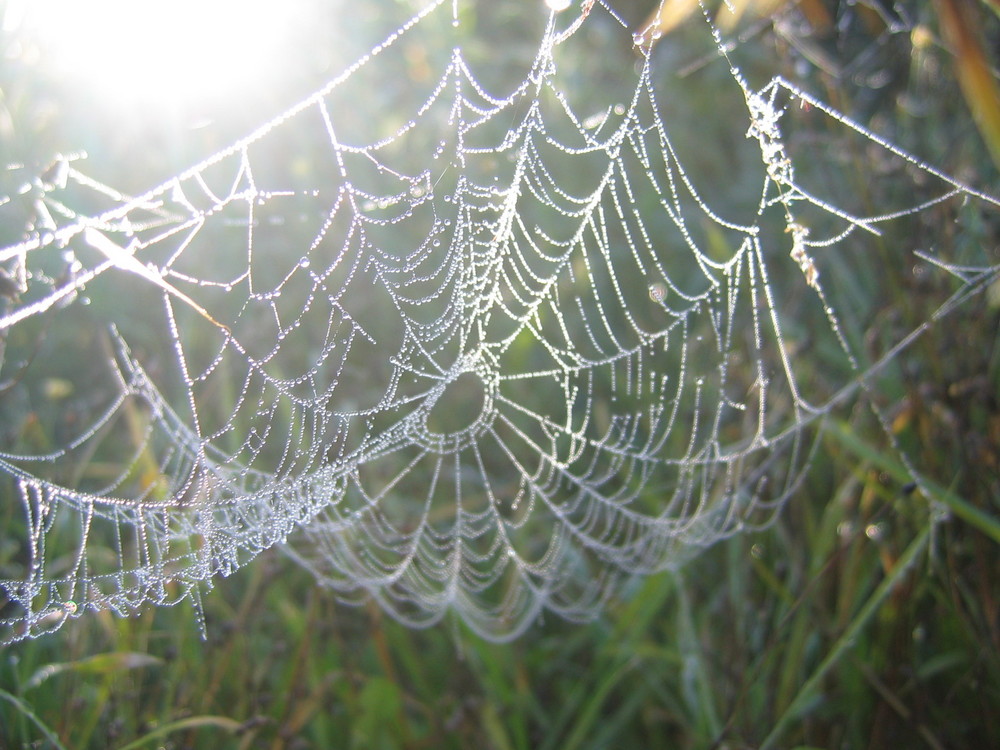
[0,0,997,643]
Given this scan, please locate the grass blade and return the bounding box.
[24,652,162,690]
[828,421,1000,544]
[115,716,243,750]
[0,687,69,750]
[759,521,933,749]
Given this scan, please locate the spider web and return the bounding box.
[1,0,997,643]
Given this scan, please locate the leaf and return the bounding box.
[24,652,162,690]
[934,0,1000,171]
[0,687,69,750]
[84,227,231,334]
[636,0,702,44]
[352,677,405,750]
[116,716,244,750]
[828,421,1000,545]
[759,523,934,749]
[636,0,812,45]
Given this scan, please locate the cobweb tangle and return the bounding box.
[1,0,997,643]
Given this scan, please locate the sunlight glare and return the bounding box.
[26,0,298,111]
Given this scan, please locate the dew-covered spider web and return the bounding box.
[1,0,998,643]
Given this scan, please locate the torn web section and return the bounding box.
[0,0,484,644]
[703,7,1000,510]
[0,325,232,644]
[0,32,421,644]
[0,169,196,641]
[739,75,1000,394]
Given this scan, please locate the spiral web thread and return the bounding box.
[0,0,997,643]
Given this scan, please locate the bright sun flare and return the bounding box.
[13,0,298,111]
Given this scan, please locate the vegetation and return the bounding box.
[2,1,999,748]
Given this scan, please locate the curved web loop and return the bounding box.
[1,0,997,642]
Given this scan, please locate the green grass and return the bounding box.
[2,387,997,749]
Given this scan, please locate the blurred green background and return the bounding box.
[2,0,1000,748]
